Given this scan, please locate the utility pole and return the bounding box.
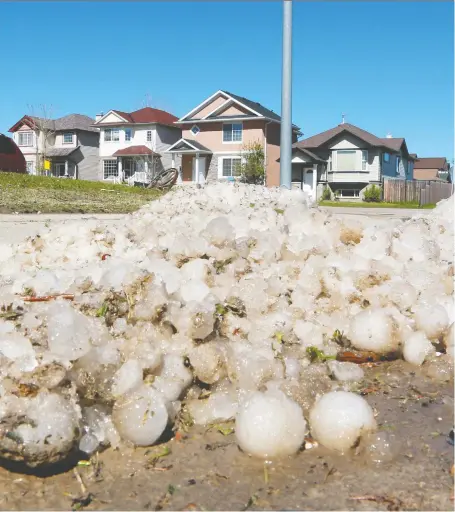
[280,0,293,189]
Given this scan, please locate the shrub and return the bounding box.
[363,185,381,203]
[321,186,332,201]
[237,142,265,185]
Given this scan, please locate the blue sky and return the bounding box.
[0,1,453,159]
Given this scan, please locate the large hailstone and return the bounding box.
[413,303,449,340]
[112,385,169,446]
[0,391,81,467]
[309,391,376,453]
[402,331,435,366]
[349,308,399,353]
[235,388,307,458]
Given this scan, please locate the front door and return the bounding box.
[303,169,313,188]
[192,156,206,184]
[53,162,66,177]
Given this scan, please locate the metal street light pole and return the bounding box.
[280,0,293,189]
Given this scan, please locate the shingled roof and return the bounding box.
[102,107,178,127]
[413,157,449,170]
[9,114,98,133]
[294,122,411,155]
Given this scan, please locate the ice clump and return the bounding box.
[403,331,435,366]
[235,388,307,458]
[309,391,376,452]
[0,183,451,466]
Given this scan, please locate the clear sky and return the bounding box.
[0,1,453,159]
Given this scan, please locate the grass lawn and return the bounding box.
[0,172,163,214]
[319,200,436,209]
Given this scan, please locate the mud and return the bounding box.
[0,360,452,511]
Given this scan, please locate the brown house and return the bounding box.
[413,157,450,181]
[167,90,301,186]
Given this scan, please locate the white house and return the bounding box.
[93,107,181,183]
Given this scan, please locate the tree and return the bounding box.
[237,141,265,185]
[123,153,163,185]
[27,104,56,176]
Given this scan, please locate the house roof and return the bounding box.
[9,114,98,133]
[46,147,79,157]
[294,122,411,155]
[178,90,301,132]
[413,157,448,169]
[113,145,161,157]
[166,138,212,154]
[98,107,179,127]
[293,147,326,162]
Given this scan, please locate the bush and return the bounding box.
[238,142,265,185]
[363,185,381,203]
[321,186,332,201]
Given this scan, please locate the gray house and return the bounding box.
[291,122,415,201]
[9,114,99,180]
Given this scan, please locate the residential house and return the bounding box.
[166,90,301,186]
[9,114,99,179]
[292,122,415,200]
[413,157,451,182]
[0,134,26,173]
[92,107,181,183]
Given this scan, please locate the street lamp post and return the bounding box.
[280,0,293,189]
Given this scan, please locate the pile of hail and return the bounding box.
[0,183,453,466]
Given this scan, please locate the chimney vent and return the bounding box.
[386,132,393,138]
[95,112,104,122]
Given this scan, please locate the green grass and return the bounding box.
[319,200,436,209]
[0,172,163,213]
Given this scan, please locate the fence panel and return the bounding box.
[383,178,453,205]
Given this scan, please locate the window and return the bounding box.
[191,125,200,136]
[63,132,74,144]
[123,158,136,178]
[104,128,120,142]
[328,155,332,171]
[396,156,401,175]
[361,150,368,171]
[103,159,118,179]
[18,132,33,146]
[147,131,152,142]
[53,163,66,177]
[125,128,132,142]
[223,123,242,142]
[222,158,242,177]
[25,161,35,174]
[383,152,390,163]
[335,189,360,198]
[335,150,357,171]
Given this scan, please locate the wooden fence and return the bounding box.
[383,178,454,206]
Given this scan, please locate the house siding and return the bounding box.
[266,123,280,186]
[182,120,265,153]
[188,95,228,120]
[156,125,182,171]
[76,131,100,181]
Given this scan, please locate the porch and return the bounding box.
[166,139,212,184]
[44,147,79,178]
[290,148,326,200]
[107,146,163,184]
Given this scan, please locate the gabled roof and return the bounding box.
[413,157,449,170]
[294,122,411,155]
[166,138,212,154]
[9,114,98,133]
[113,145,161,157]
[177,90,301,132]
[95,107,179,127]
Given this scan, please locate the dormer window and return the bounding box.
[191,125,200,136]
[63,132,74,144]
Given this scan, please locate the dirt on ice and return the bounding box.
[0,359,452,512]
